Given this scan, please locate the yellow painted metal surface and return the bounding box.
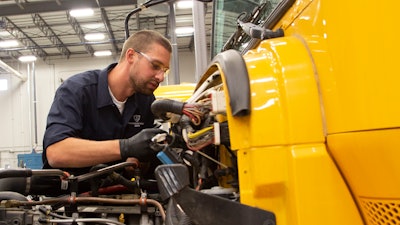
[328,129,400,224]
[228,36,325,150]
[154,83,196,101]
[215,0,396,223]
[328,129,400,198]
[171,0,400,224]
[272,0,400,224]
[278,0,400,133]
[223,34,362,224]
[238,144,362,225]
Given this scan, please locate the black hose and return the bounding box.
[0,191,28,201]
[151,99,185,120]
[124,0,173,39]
[0,168,32,179]
[124,8,142,39]
[0,177,29,195]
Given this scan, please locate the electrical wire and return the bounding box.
[38,206,69,219]
[187,126,213,139]
[182,103,209,125]
[183,123,215,151]
[196,150,228,169]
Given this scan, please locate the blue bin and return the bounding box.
[17,152,43,169]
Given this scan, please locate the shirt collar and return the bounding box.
[97,63,117,108]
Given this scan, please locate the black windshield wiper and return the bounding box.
[222,2,283,51]
[237,20,284,40]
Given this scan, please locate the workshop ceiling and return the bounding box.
[0,0,213,63]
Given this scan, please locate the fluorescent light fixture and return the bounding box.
[0,31,11,37]
[0,79,7,91]
[84,33,105,41]
[69,8,94,17]
[81,23,104,29]
[175,27,194,36]
[18,55,37,62]
[94,50,112,57]
[0,40,19,48]
[176,15,194,23]
[176,0,193,9]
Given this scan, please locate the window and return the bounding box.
[211,0,294,57]
[0,79,8,91]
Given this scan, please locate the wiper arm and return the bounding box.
[222,2,282,51]
[237,20,284,40]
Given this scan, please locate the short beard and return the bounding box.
[133,80,157,96]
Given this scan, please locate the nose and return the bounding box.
[154,71,165,82]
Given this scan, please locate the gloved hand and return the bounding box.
[119,128,167,161]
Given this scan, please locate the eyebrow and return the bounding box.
[152,58,169,69]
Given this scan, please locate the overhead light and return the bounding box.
[0,31,11,37]
[176,0,193,9]
[69,8,94,17]
[18,55,37,62]
[84,33,105,41]
[0,40,19,48]
[94,50,112,57]
[176,15,194,23]
[175,27,194,36]
[81,23,104,29]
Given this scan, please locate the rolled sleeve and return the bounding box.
[43,79,84,150]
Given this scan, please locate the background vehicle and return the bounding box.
[1,0,399,225]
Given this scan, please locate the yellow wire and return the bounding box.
[187,126,213,139]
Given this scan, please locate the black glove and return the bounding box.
[119,128,167,161]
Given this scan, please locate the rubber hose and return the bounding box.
[0,191,28,201]
[0,177,28,195]
[151,99,185,120]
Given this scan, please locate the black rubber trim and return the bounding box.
[205,49,251,117]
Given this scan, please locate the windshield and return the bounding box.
[211,0,287,57]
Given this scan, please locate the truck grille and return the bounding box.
[360,198,400,225]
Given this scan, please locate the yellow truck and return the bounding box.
[154,0,400,224]
[0,0,399,224]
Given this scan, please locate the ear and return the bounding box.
[125,48,136,63]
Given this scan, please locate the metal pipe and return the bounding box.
[192,1,209,81]
[0,59,26,81]
[31,62,38,147]
[169,2,180,84]
[6,197,166,221]
[27,62,38,150]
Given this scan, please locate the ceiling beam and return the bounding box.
[2,17,48,61]
[0,0,137,16]
[32,14,71,59]
[99,8,119,56]
[66,11,94,56]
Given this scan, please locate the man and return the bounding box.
[42,30,171,179]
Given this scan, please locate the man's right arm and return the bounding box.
[46,127,167,168]
[45,137,122,168]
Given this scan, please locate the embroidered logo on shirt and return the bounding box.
[129,114,144,127]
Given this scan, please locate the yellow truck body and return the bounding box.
[196,0,400,224]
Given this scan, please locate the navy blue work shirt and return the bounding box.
[42,63,156,176]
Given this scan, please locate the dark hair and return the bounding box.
[119,30,172,62]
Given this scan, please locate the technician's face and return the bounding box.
[131,43,171,95]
